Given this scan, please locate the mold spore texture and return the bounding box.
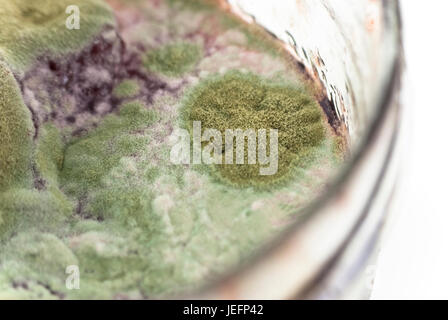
[0,0,343,299]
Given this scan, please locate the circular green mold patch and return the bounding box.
[182,71,326,188]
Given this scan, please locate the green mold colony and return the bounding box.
[0,0,114,72]
[182,71,326,188]
[167,0,281,56]
[112,80,141,99]
[60,101,160,215]
[144,42,202,77]
[0,62,34,193]
[0,0,345,299]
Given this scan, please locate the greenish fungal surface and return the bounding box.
[0,0,114,71]
[0,188,73,240]
[166,0,282,57]
[113,80,140,99]
[167,0,215,10]
[61,101,159,199]
[0,0,346,299]
[35,124,65,187]
[0,62,34,192]
[0,231,78,299]
[144,42,202,77]
[182,71,325,188]
[0,123,73,240]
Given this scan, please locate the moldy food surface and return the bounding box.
[0,0,345,299]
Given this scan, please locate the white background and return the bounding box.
[371,0,448,299]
